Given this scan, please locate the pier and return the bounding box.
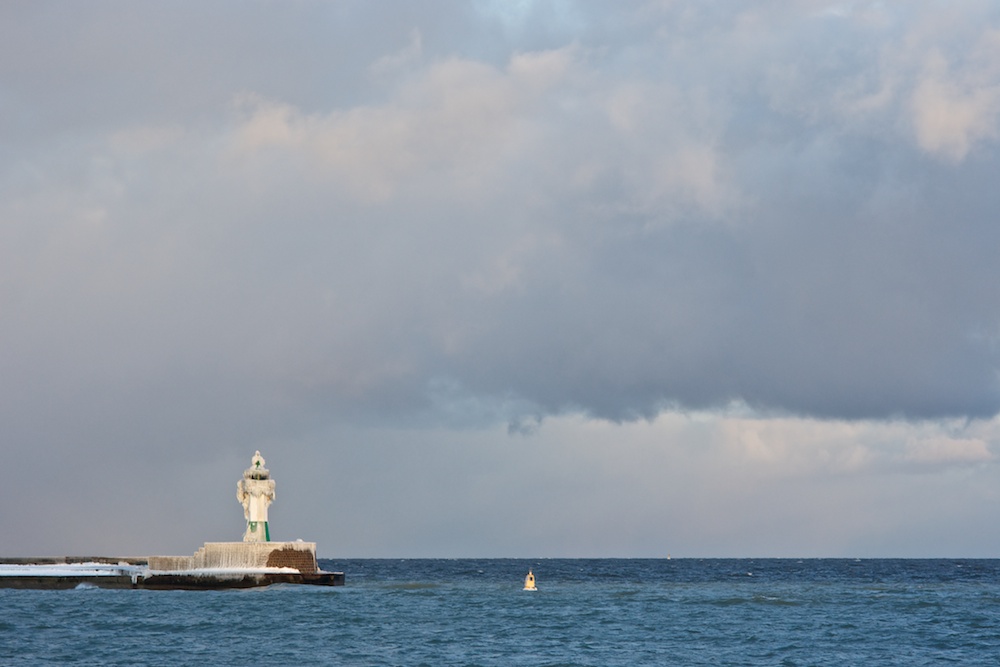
[0,452,344,589]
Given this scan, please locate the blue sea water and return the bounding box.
[3,559,1000,665]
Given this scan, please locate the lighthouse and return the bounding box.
[236,451,276,542]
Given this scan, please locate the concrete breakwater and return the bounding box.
[148,541,320,572]
[0,542,344,590]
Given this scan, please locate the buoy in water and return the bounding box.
[524,569,537,591]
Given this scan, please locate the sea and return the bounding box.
[3,558,1000,666]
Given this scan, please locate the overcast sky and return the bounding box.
[3,1,1000,558]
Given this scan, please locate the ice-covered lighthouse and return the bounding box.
[142,450,341,582]
[236,450,276,542]
[0,445,344,588]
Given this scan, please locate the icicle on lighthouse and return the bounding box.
[236,450,276,542]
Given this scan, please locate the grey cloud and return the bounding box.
[1,1,1000,492]
[6,2,1000,559]
[3,2,1000,449]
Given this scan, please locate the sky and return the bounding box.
[2,0,1000,558]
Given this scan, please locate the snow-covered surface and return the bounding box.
[145,566,302,576]
[0,563,302,578]
[0,563,141,577]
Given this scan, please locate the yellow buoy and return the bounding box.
[523,569,537,591]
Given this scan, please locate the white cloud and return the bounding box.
[904,435,993,466]
[910,42,1000,161]
[369,28,424,75]
[225,47,580,203]
[721,413,997,476]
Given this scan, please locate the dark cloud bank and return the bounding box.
[3,3,999,437]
